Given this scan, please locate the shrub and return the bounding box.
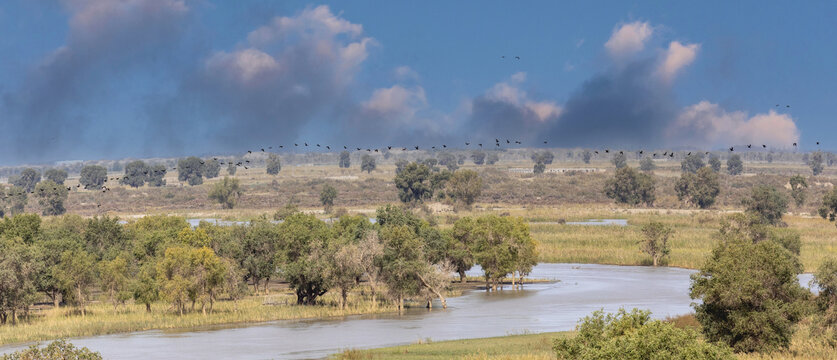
[727,155,744,175]
[742,185,788,225]
[1,339,102,360]
[604,167,655,206]
[208,177,241,209]
[674,167,720,209]
[553,308,734,360]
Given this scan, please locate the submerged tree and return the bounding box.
[639,221,673,266]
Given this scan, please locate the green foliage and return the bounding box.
[55,249,97,316]
[471,151,486,165]
[674,167,720,209]
[611,152,627,169]
[394,159,409,174]
[533,162,546,174]
[742,185,788,225]
[553,308,733,360]
[157,246,226,315]
[339,151,351,168]
[132,262,158,312]
[120,160,149,188]
[12,168,41,192]
[379,224,425,311]
[789,174,808,208]
[0,213,42,245]
[85,216,128,259]
[813,258,837,325]
[147,164,167,187]
[639,157,656,172]
[203,158,221,179]
[177,157,204,186]
[361,154,376,173]
[43,168,68,185]
[0,240,38,325]
[469,215,537,291]
[320,184,338,212]
[266,153,282,175]
[3,186,28,216]
[226,161,237,176]
[79,165,107,190]
[727,155,744,175]
[604,167,656,206]
[35,180,68,216]
[708,155,722,172]
[276,213,333,305]
[241,219,279,293]
[99,255,131,310]
[818,188,837,225]
[810,151,824,176]
[639,221,673,266]
[681,153,705,174]
[690,215,809,352]
[208,177,241,209]
[449,218,477,282]
[446,169,482,207]
[1,339,102,360]
[394,162,433,204]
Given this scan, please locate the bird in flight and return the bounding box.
[515,56,520,60]
[729,146,734,152]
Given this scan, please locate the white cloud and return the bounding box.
[205,48,280,84]
[394,66,420,81]
[669,101,799,148]
[484,73,562,122]
[658,41,700,82]
[604,21,653,59]
[363,85,427,120]
[247,5,363,45]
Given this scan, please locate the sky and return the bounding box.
[0,0,835,165]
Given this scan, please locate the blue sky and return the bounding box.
[0,0,835,165]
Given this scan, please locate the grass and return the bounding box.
[0,289,396,347]
[335,315,837,360]
[333,332,566,360]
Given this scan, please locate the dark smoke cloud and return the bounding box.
[0,0,192,164]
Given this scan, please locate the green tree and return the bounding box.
[227,161,237,176]
[789,175,808,208]
[531,151,554,165]
[12,168,40,192]
[147,164,167,187]
[471,151,486,165]
[449,218,477,283]
[4,186,28,216]
[35,180,68,216]
[553,309,734,360]
[639,222,673,266]
[266,153,282,175]
[55,249,96,317]
[708,155,722,172]
[810,151,824,176]
[690,215,809,352]
[604,167,656,206]
[241,219,278,294]
[361,154,376,173]
[338,151,351,168]
[379,224,425,312]
[446,169,482,207]
[470,215,536,291]
[0,240,38,324]
[0,213,42,245]
[394,159,409,174]
[394,162,432,204]
[208,177,241,209]
[813,258,837,325]
[79,165,107,190]
[582,150,592,164]
[1,339,102,360]
[99,255,131,310]
[639,157,656,172]
[177,157,204,186]
[43,168,68,185]
[674,167,720,209]
[818,188,837,225]
[121,160,149,188]
[742,185,788,225]
[611,152,627,169]
[276,213,334,305]
[727,154,744,175]
[132,262,158,312]
[202,158,221,179]
[320,184,338,213]
[437,152,458,171]
[533,162,546,174]
[680,153,705,173]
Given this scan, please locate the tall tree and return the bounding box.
[277,213,334,305]
[12,168,40,192]
[471,151,486,165]
[582,150,592,164]
[147,164,167,187]
[338,151,351,168]
[202,158,221,179]
[708,155,722,172]
[742,185,788,225]
[378,224,425,312]
[818,188,837,226]
[361,154,376,173]
[35,180,68,216]
[99,255,131,310]
[394,162,432,204]
[446,169,482,207]
[639,222,673,266]
[55,249,96,317]
[727,155,744,175]
[320,184,338,213]
[611,152,627,169]
[177,157,204,185]
[680,153,705,173]
[79,165,107,190]
[674,167,720,209]
[788,175,808,208]
[44,168,68,185]
[121,160,150,188]
[809,151,825,176]
[604,167,656,206]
